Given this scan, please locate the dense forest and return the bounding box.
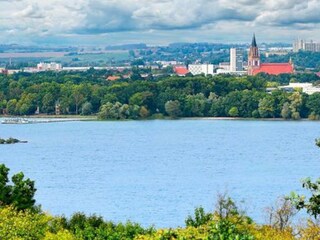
[0,70,320,120]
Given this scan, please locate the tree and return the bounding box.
[42,93,56,114]
[266,197,296,230]
[288,92,302,120]
[281,102,291,119]
[0,165,11,205]
[185,207,212,227]
[0,164,37,211]
[11,172,36,210]
[289,178,320,219]
[139,106,149,119]
[306,93,320,118]
[81,102,93,115]
[165,100,181,118]
[258,96,275,118]
[184,93,207,117]
[289,139,320,219]
[228,107,239,117]
[6,99,17,115]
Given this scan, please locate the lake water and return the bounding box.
[0,119,320,227]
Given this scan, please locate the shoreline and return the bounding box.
[0,115,317,122]
[181,117,310,121]
[0,115,97,121]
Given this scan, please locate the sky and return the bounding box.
[0,0,319,46]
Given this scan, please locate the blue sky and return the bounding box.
[0,0,319,46]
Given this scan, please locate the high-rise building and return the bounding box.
[293,39,320,52]
[230,48,243,72]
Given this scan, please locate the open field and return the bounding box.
[0,51,131,66]
[0,52,68,58]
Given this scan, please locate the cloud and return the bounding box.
[14,4,45,19]
[74,0,257,34]
[0,0,320,45]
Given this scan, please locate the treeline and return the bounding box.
[0,70,320,120]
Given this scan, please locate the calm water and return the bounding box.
[0,119,320,227]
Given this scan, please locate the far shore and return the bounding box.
[181,117,312,121]
[0,115,316,122]
[0,114,97,121]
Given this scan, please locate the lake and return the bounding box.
[0,119,319,227]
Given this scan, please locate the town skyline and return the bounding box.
[0,0,319,46]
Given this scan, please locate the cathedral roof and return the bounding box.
[252,63,294,75]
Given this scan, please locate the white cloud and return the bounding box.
[0,0,319,45]
[14,4,45,18]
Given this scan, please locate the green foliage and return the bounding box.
[185,207,213,227]
[64,212,153,239]
[289,178,320,219]
[258,96,275,118]
[289,141,320,220]
[81,102,93,115]
[165,100,181,118]
[208,218,255,240]
[98,102,141,120]
[0,206,50,240]
[281,102,291,119]
[228,106,239,117]
[0,70,320,119]
[0,164,37,211]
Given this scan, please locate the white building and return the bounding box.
[293,39,320,52]
[155,61,179,68]
[230,48,243,72]
[216,54,246,75]
[280,83,320,95]
[37,62,62,71]
[188,64,214,76]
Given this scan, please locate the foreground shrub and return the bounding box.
[0,206,49,240]
[298,220,320,240]
[63,212,154,239]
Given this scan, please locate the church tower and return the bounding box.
[248,34,260,75]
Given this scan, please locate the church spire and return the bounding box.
[251,34,257,47]
[248,34,260,75]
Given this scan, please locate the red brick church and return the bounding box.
[247,35,294,76]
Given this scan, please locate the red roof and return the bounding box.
[252,63,294,75]
[174,66,189,76]
[316,72,320,78]
[107,76,121,81]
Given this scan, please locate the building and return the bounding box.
[107,76,121,81]
[265,50,290,57]
[0,68,7,74]
[218,62,230,71]
[279,83,320,95]
[37,62,62,71]
[173,66,189,76]
[293,39,320,52]
[248,35,294,76]
[230,48,243,72]
[188,64,214,76]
